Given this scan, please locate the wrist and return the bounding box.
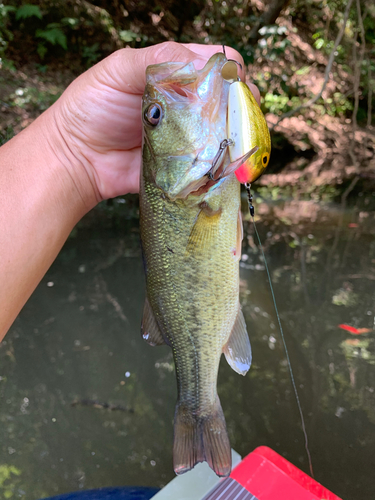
[43,102,101,212]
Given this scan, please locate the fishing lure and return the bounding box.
[221,58,271,186]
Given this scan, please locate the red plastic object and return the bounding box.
[230,446,342,500]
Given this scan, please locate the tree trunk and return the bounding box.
[248,0,290,44]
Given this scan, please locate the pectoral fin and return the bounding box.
[141,297,166,346]
[186,204,222,255]
[223,307,251,375]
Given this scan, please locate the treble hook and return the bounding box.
[207,139,234,181]
[207,143,259,184]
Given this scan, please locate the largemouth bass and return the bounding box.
[139,53,252,477]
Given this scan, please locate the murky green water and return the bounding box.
[1,193,375,500]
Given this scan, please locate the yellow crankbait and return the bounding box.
[222,61,271,184]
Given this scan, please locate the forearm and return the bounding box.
[0,108,93,340]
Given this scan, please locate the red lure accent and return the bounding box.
[235,162,250,183]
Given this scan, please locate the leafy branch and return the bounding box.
[271,0,354,130]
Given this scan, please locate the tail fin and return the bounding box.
[173,397,231,477]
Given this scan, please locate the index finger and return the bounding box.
[98,42,211,95]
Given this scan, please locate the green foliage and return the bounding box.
[0,0,373,126]
[36,42,47,60]
[295,66,311,76]
[61,17,79,28]
[0,126,14,146]
[1,3,70,62]
[81,42,100,66]
[263,94,302,115]
[15,4,42,20]
[257,25,291,63]
[325,92,353,117]
[119,29,139,43]
[332,287,359,307]
[312,31,346,60]
[10,86,61,111]
[0,464,22,499]
[36,25,67,49]
[0,3,15,68]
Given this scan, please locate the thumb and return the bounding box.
[98,42,208,95]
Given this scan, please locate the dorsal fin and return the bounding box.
[141,297,166,346]
[223,306,251,375]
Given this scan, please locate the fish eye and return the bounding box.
[144,103,163,127]
[262,153,269,166]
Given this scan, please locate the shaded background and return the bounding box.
[1,1,375,499]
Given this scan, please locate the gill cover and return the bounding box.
[227,81,271,184]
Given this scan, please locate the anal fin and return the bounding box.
[141,297,167,346]
[223,306,251,375]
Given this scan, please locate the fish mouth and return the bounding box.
[163,145,260,200]
[158,166,221,201]
[160,149,229,201]
[158,143,260,201]
[179,173,222,199]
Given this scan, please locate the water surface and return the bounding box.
[1,194,374,499]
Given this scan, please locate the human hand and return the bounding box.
[48,41,259,206]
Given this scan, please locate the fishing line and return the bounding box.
[244,183,314,478]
